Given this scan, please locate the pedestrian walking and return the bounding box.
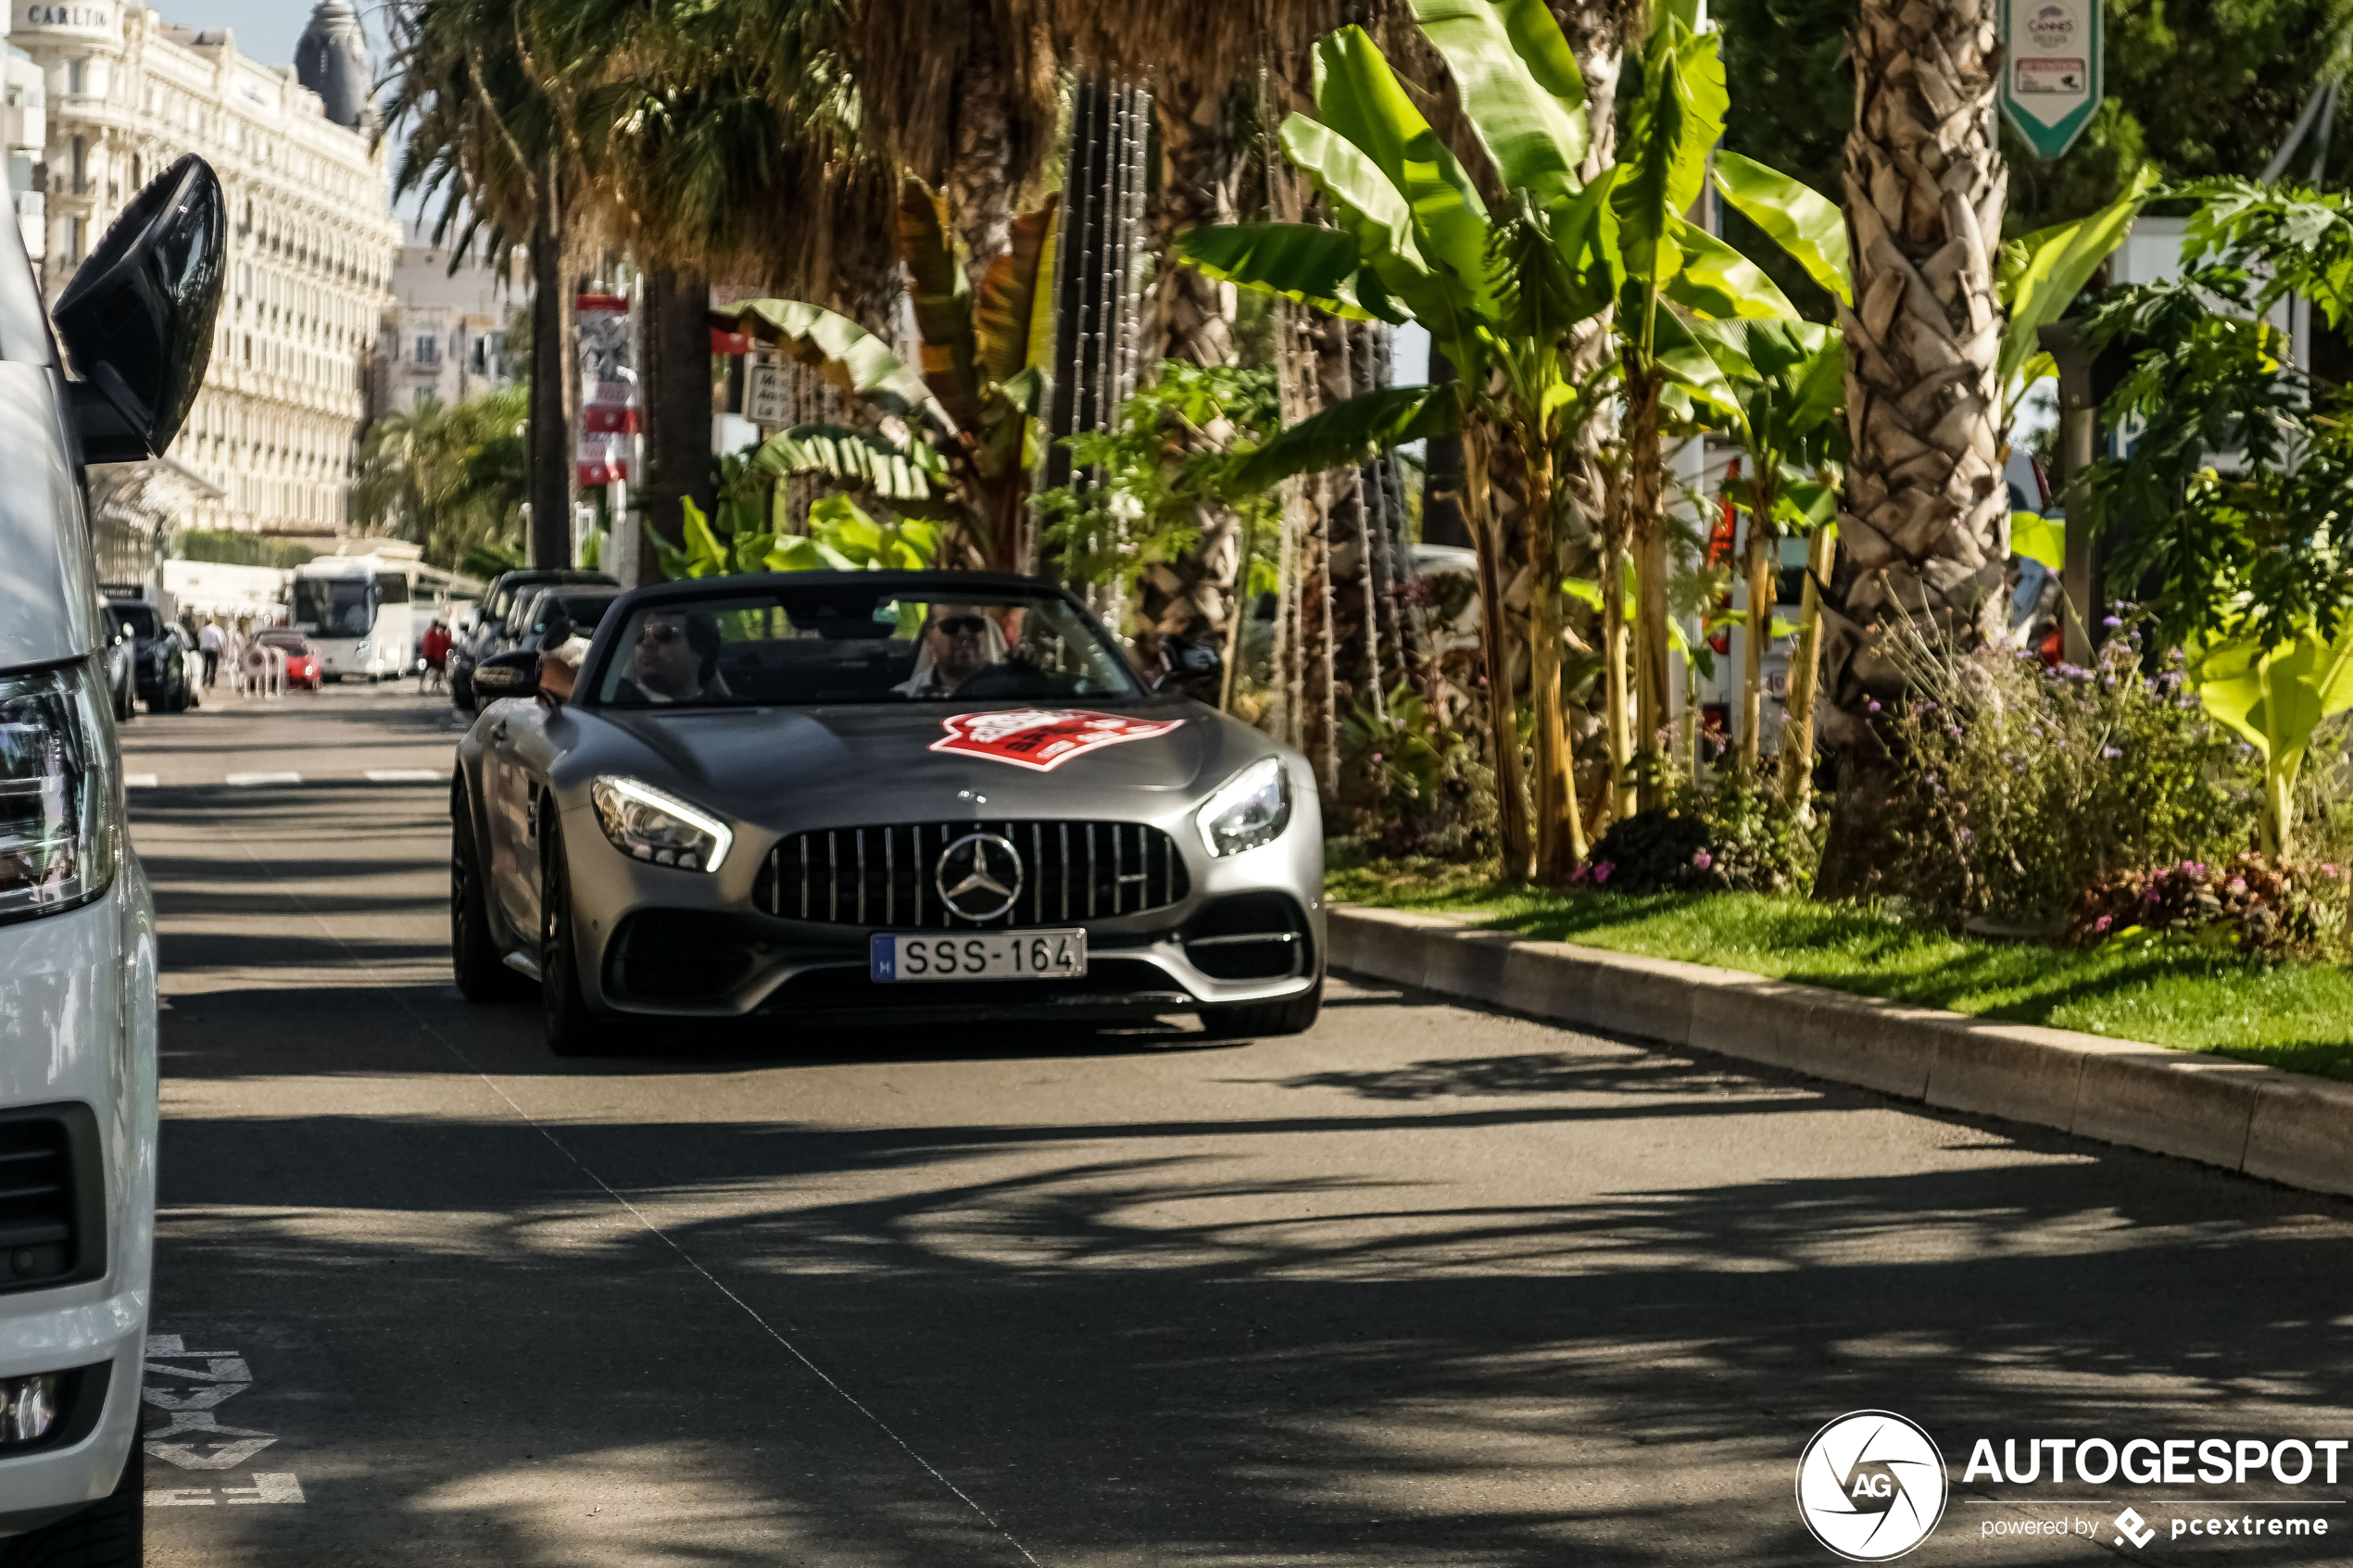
[419,616,451,694]
[197,618,222,687]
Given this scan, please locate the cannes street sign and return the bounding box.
[2000,0,2102,160]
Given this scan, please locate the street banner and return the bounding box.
[576,293,637,486]
[2000,0,2102,159]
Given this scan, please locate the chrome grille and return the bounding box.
[758,821,1189,928]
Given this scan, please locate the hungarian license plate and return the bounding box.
[870,928,1088,983]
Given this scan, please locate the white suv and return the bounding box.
[0,155,224,1563]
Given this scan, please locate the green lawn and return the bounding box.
[1328,860,2353,1081]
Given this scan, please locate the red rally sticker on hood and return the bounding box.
[929,709,1185,771]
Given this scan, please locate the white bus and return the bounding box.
[288,556,418,682]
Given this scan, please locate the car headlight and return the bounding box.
[353,641,369,659]
[0,663,117,921]
[591,776,732,872]
[1196,756,1292,858]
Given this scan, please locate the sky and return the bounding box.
[131,0,394,74]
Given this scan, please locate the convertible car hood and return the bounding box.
[573,700,1244,826]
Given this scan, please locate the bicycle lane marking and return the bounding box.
[143,1324,338,1509]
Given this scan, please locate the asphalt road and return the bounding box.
[121,681,2353,1567]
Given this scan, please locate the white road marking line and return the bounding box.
[224,771,301,786]
[125,772,158,788]
[206,809,1040,1566]
[364,768,443,783]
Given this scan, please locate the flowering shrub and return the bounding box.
[1574,775,1817,895]
[1870,618,2258,925]
[2065,856,2348,958]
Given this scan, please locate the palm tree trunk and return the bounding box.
[641,267,715,580]
[1465,416,1532,877]
[526,155,573,571]
[949,0,1014,286]
[1816,0,2008,896]
[1777,521,1835,818]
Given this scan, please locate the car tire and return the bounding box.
[539,817,616,1057]
[112,684,132,722]
[450,672,473,709]
[1200,979,1324,1040]
[451,797,531,1004]
[0,1436,142,1566]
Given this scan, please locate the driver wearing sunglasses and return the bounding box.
[615,609,722,703]
[893,604,1002,698]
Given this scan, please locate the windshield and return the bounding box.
[293,578,373,639]
[592,587,1139,709]
[260,633,309,654]
[535,594,616,633]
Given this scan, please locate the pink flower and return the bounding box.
[2324,864,2341,879]
[1692,850,1713,870]
[1592,860,1614,884]
[2095,914,2113,932]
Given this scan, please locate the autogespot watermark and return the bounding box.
[1796,1412,2347,1559]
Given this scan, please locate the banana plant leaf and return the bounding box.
[1710,149,1851,305]
[2012,511,2064,572]
[2188,624,2353,847]
[709,300,937,421]
[1178,222,1403,322]
[1308,26,1501,324]
[746,424,947,507]
[976,196,1060,385]
[1659,215,1798,320]
[1228,383,1461,496]
[1279,116,1476,345]
[1641,300,1739,419]
[1409,0,1590,206]
[897,180,983,433]
[1610,11,1727,304]
[1997,166,2158,421]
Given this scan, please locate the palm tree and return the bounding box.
[386,0,614,571]
[1813,0,2008,891]
[354,388,532,570]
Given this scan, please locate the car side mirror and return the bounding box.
[54,155,227,465]
[472,649,540,697]
[1152,634,1223,693]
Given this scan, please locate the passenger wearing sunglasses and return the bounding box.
[892,604,1005,697]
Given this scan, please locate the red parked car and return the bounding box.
[259,630,322,690]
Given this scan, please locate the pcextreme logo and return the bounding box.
[1796,1411,1951,1562]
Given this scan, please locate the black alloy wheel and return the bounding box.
[451,792,531,1003]
[539,816,616,1056]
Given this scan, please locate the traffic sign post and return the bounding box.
[2000,0,2102,159]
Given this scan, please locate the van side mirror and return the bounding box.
[54,154,227,465]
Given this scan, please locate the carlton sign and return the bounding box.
[19,3,116,33]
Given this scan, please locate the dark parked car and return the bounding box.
[450,568,615,709]
[97,596,193,714]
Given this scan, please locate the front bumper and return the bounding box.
[0,873,157,1534]
[558,780,1325,1025]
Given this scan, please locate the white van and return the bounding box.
[0,154,220,1561]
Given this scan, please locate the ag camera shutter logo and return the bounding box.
[1796,1411,1949,1561]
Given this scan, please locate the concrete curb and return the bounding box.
[1327,904,2353,1199]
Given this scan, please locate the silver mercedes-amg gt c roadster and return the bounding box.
[450,571,1325,1054]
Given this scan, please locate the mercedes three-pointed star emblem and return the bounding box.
[936,831,1025,922]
